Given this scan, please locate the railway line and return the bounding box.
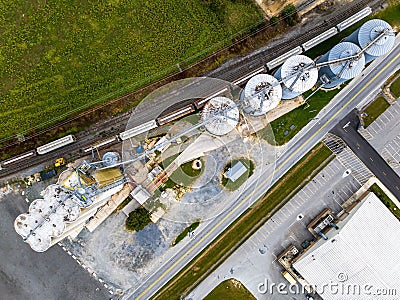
[0,0,385,179]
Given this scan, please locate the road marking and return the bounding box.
[136,51,400,300]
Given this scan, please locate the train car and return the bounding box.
[265,46,303,71]
[0,150,37,168]
[336,6,372,32]
[36,134,76,155]
[194,88,228,109]
[119,120,158,141]
[156,104,195,126]
[84,136,120,153]
[301,27,339,52]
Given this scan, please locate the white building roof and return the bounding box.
[226,161,247,182]
[130,185,151,205]
[293,193,400,300]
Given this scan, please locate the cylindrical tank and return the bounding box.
[102,152,120,167]
[317,42,365,89]
[345,19,395,63]
[201,96,239,136]
[242,74,282,116]
[274,55,318,100]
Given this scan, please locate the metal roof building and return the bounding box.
[201,96,239,136]
[317,42,365,89]
[293,193,400,300]
[225,161,247,182]
[274,55,318,99]
[242,74,282,116]
[345,19,395,63]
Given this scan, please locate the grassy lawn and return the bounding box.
[221,158,255,191]
[390,76,400,98]
[362,96,390,128]
[169,158,204,187]
[369,184,400,220]
[204,279,255,300]
[0,0,263,141]
[265,88,341,145]
[153,143,332,299]
[172,221,200,246]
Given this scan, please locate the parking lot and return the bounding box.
[362,98,400,177]
[188,158,363,300]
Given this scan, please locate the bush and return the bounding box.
[280,4,298,26]
[125,207,152,231]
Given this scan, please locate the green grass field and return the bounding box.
[172,220,200,246]
[362,96,390,128]
[204,279,255,300]
[390,76,400,98]
[0,0,263,141]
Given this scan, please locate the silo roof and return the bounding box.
[243,74,282,116]
[358,19,395,57]
[328,42,365,79]
[281,55,318,93]
[202,96,239,136]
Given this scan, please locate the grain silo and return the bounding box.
[317,42,365,89]
[274,55,318,99]
[242,74,282,116]
[345,19,395,63]
[201,96,239,136]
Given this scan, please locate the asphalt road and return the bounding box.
[0,192,110,300]
[126,35,400,300]
[331,110,400,199]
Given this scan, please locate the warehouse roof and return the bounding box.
[293,192,400,300]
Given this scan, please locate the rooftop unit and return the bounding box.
[201,96,239,136]
[317,42,365,89]
[274,55,318,99]
[344,18,395,63]
[242,74,282,116]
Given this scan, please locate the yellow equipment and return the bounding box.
[55,158,66,167]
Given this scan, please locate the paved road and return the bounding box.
[126,35,400,300]
[331,110,400,199]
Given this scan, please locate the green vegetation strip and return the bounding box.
[362,96,390,128]
[153,143,332,299]
[369,184,400,219]
[1,0,263,141]
[173,221,200,247]
[390,76,400,98]
[204,279,255,300]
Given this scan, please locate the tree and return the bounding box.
[125,206,151,232]
[280,4,298,26]
[269,16,279,26]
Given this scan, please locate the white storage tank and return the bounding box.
[242,74,282,116]
[274,55,318,99]
[345,19,395,63]
[317,42,365,89]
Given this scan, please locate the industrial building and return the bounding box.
[291,193,400,300]
[14,155,127,252]
[274,55,318,99]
